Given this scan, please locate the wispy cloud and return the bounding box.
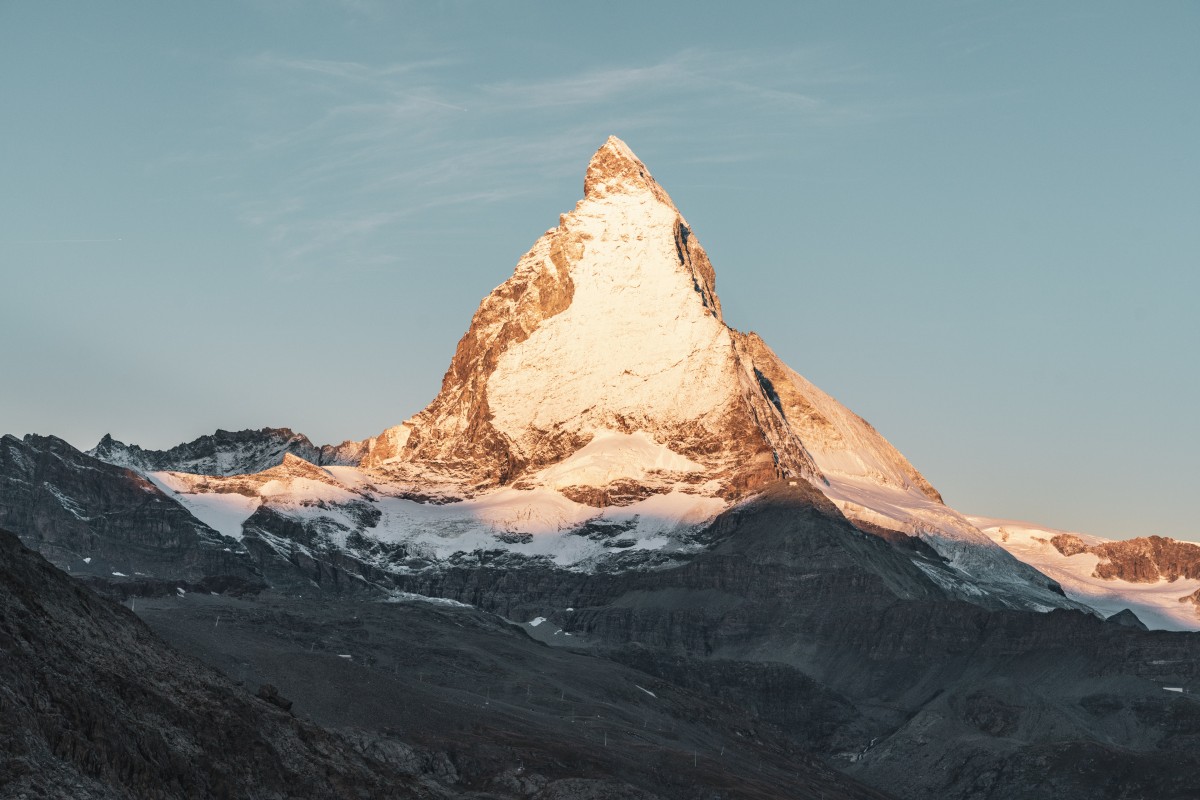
[1,238,125,245]
[256,55,455,81]
[201,46,899,277]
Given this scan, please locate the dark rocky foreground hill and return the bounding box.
[0,527,441,800]
[0,433,259,588]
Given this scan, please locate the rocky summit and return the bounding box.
[5,136,1200,800]
[360,135,822,499]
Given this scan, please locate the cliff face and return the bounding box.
[0,433,258,586]
[348,138,954,514]
[352,138,966,519]
[1052,533,1200,583]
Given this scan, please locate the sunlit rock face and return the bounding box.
[361,135,823,501]
[359,138,951,512]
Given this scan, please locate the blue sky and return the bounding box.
[1,1,1197,540]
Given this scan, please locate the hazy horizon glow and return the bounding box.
[1,2,1197,541]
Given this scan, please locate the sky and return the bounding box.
[1,1,1197,541]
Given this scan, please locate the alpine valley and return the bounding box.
[4,137,1199,800]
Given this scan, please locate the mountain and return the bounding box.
[91,136,1074,614]
[0,433,260,590]
[90,428,365,476]
[973,516,1200,631]
[6,135,1200,800]
[357,135,821,498]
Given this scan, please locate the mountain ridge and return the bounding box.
[90,427,366,477]
[75,136,1082,614]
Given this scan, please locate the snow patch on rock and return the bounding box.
[535,431,705,489]
[148,472,260,540]
[973,516,1200,631]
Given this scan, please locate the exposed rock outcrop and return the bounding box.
[179,453,361,498]
[1178,587,1200,610]
[1052,533,1200,583]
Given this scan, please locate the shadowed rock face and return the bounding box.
[0,527,437,800]
[1107,608,1150,630]
[1052,532,1200,582]
[136,592,899,800]
[0,434,259,586]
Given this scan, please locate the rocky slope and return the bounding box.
[1,522,895,800]
[377,482,1200,800]
[0,433,259,589]
[0,527,445,800]
[132,585,896,800]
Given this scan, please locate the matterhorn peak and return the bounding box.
[583,135,674,206]
[361,135,819,496]
[355,137,973,552]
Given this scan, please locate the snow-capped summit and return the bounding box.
[360,135,819,500]
[583,135,680,205]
